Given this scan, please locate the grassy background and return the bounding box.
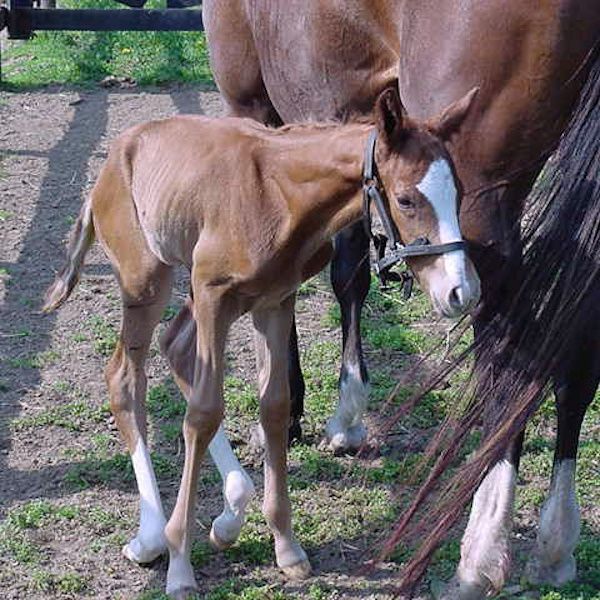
[1,0,212,88]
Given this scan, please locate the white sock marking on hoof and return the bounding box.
[454,460,516,595]
[208,425,255,548]
[126,438,167,564]
[326,362,369,451]
[526,459,580,586]
[277,535,311,580]
[166,552,198,598]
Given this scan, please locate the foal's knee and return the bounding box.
[260,388,290,431]
[184,398,223,441]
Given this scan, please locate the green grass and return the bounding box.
[2,0,212,89]
[0,501,79,565]
[30,570,88,595]
[88,315,119,356]
[8,349,60,369]
[147,382,186,419]
[11,400,109,431]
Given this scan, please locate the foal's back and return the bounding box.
[98,115,274,269]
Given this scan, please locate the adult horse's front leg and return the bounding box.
[161,298,255,552]
[253,296,311,579]
[325,222,371,453]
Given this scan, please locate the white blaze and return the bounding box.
[416,159,467,286]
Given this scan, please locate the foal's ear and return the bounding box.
[375,87,406,144]
[427,87,479,142]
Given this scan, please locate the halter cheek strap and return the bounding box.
[362,130,467,295]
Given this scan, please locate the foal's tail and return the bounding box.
[43,194,95,313]
[379,46,600,590]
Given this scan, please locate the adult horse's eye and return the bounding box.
[397,196,415,209]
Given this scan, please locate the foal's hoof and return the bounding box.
[122,536,166,564]
[281,559,312,581]
[168,586,199,600]
[209,525,234,551]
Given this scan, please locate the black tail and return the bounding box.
[377,47,600,591]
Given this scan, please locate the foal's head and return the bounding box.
[371,87,480,317]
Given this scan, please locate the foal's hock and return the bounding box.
[43,88,479,599]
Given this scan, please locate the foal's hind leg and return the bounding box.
[93,175,174,564]
[326,224,371,452]
[161,299,255,551]
[526,334,600,586]
[104,263,174,563]
[253,296,311,579]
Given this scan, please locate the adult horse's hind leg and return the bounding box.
[326,224,371,452]
[253,296,311,579]
[92,165,174,565]
[161,299,255,551]
[526,332,600,586]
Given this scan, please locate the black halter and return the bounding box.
[362,130,466,297]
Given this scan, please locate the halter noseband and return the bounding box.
[362,130,466,296]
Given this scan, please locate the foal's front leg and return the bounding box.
[253,297,311,579]
[161,298,255,551]
[164,288,234,598]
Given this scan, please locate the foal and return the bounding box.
[44,88,479,598]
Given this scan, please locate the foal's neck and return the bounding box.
[265,122,372,237]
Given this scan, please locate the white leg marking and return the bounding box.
[526,459,580,586]
[123,438,167,564]
[442,460,516,599]
[326,361,369,452]
[207,425,255,549]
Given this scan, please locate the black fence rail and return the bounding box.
[0,0,203,40]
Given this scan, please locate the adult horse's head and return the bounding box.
[370,87,481,318]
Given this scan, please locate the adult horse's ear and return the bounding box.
[427,87,479,142]
[375,87,406,144]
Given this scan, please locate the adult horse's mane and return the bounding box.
[378,47,600,591]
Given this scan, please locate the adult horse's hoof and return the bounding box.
[122,535,166,564]
[436,575,490,600]
[288,417,303,445]
[525,554,576,587]
[281,559,312,581]
[325,422,367,455]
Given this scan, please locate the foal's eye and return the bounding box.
[396,196,415,210]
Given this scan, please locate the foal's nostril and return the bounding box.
[448,286,465,310]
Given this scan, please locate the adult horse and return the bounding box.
[193,2,599,598]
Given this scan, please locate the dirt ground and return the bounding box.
[0,84,598,600]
